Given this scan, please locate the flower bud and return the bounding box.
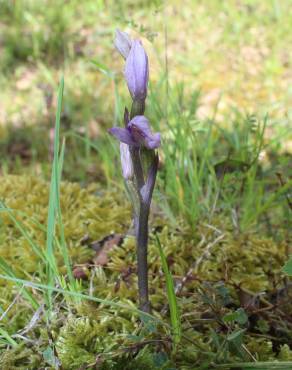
[114,29,132,59]
[125,40,149,103]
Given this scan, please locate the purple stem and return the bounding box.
[136,154,158,312]
[130,147,144,190]
[130,99,157,313]
[136,201,151,312]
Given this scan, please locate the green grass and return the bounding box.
[156,235,181,349]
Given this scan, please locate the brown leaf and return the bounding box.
[93,234,123,266]
[73,266,89,280]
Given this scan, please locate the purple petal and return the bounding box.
[129,115,151,133]
[114,29,132,59]
[120,143,133,179]
[125,40,149,102]
[108,127,136,146]
[146,133,161,149]
[128,116,161,149]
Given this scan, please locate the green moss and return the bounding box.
[0,345,42,369]
[0,175,130,336]
[0,175,130,274]
[278,345,292,361]
[0,175,291,368]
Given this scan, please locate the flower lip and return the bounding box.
[109,116,160,149]
[128,116,161,149]
[145,132,161,149]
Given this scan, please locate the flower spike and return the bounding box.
[109,30,160,313]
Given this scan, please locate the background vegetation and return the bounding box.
[0,0,291,369]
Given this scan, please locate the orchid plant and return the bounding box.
[109,30,161,313]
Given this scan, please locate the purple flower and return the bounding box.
[114,29,132,59]
[125,40,149,102]
[109,115,160,150]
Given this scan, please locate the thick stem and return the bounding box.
[136,202,151,313]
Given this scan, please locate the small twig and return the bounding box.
[192,233,226,274]
[122,338,167,353]
[176,233,225,296]
[241,343,257,362]
[17,304,44,336]
[161,232,225,317]
[0,288,23,321]
[173,234,206,296]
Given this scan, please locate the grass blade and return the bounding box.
[55,138,75,287]
[0,257,38,309]
[213,362,292,369]
[0,327,18,348]
[0,273,164,326]
[155,234,181,348]
[45,77,64,308]
[0,202,46,263]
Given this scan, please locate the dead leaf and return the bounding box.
[73,266,89,280]
[92,234,123,266]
